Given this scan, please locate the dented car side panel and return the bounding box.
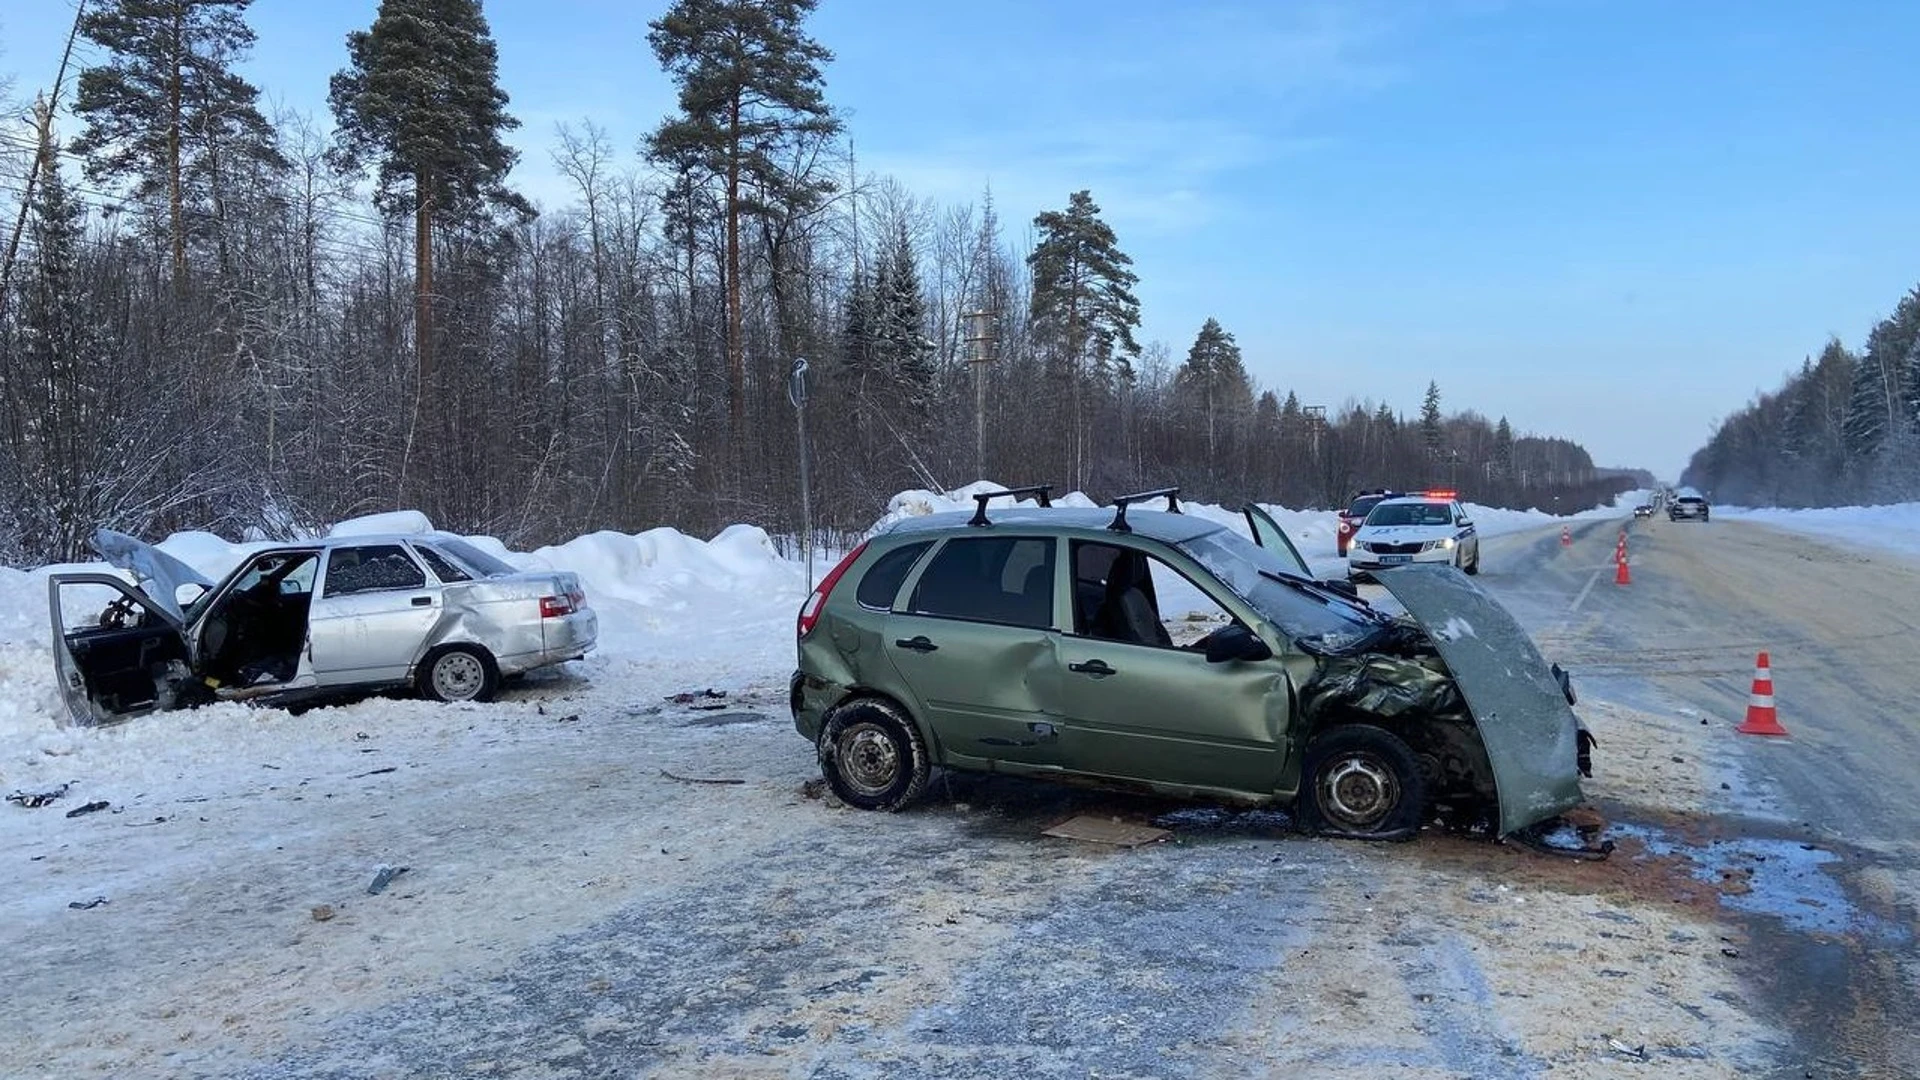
[1373,564,1584,834]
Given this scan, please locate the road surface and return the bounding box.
[3,514,1915,1078]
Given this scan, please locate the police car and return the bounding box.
[1347,492,1480,582]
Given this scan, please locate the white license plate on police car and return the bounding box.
[1381,554,1411,565]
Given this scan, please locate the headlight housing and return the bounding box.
[1422,537,1456,552]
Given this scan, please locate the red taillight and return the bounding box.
[798,541,868,639]
[540,593,577,618]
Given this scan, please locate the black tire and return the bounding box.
[1464,546,1480,576]
[417,644,499,703]
[818,698,930,811]
[1296,724,1426,840]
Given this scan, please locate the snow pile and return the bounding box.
[1718,502,1920,560]
[325,509,436,537]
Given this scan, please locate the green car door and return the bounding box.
[882,534,1066,769]
[1047,539,1291,796]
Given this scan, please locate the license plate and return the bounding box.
[1381,554,1411,565]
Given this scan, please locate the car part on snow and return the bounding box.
[6,782,73,809]
[1508,818,1616,861]
[67,896,110,910]
[367,864,410,895]
[64,800,110,818]
[659,769,746,785]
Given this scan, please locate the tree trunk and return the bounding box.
[725,92,745,449]
[167,6,186,292]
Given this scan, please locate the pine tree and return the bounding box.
[328,0,528,393]
[1420,380,1445,464]
[1174,317,1252,477]
[1028,190,1141,487]
[875,221,932,418]
[71,0,285,288]
[1492,417,1514,481]
[646,0,840,443]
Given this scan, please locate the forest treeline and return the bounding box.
[1683,285,1920,506]
[0,0,1625,565]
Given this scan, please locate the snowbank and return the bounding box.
[1718,502,1920,561]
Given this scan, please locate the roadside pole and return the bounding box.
[789,357,813,589]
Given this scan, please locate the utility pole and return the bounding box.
[788,357,814,588]
[963,309,997,481]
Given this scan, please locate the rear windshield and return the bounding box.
[1365,501,1452,527]
[1347,495,1388,518]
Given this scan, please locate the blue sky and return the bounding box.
[4,0,1917,481]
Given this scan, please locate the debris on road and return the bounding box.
[659,769,745,785]
[666,688,729,711]
[367,864,410,895]
[1041,815,1171,848]
[67,896,109,910]
[64,800,111,818]
[349,766,398,779]
[311,905,336,922]
[7,782,73,808]
[1607,1037,1649,1059]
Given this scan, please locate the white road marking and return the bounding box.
[1569,566,1605,613]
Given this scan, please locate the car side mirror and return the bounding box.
[1206,624,1273,664]
[175,582,207,607]
[1456,518,1472,527]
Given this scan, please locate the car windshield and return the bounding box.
[431,538,519,578]
[1348,495,1387,518]
[1178,529,1384,650]
[1366,502,1452,527]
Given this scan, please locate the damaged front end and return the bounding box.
[1297,565,1588,837]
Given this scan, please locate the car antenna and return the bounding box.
[968,484,1054,527]
[1107,487,1181,533]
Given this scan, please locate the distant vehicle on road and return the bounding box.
[1336,488,1400,556]
[1669,495,1710,522]
[1633,505,1655,518]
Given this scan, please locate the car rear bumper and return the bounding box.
[497,608,598,675]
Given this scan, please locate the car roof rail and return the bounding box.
[967,484,1054,527]
[1107,487,1181,533]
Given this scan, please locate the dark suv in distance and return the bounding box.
[1668,495,1710,522]
[790,486,1591,842]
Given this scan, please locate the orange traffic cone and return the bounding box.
[1736,652,1788,736]
[1560,526,1572,547]
[1614,553,1631,585]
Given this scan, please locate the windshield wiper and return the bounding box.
[1257,568,1390,622]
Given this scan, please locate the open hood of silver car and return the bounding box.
[1373,564,1584,835]
[90,529,213,622]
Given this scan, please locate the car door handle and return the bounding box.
[895,636,938,653]
[1068,659,1115,678]
[410,596,433,607]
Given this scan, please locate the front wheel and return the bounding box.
[818,698,930,811]
[418,644,499,703]
[1296,724,1426,840]
[1464,546,1480,576]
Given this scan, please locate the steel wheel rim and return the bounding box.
[1318,753,1399,829]
[432,652,486,700]
[836,722,900,797]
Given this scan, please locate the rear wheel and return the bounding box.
[819,698,930,811]
[1297,724,1426,840]
[418,644,499,703]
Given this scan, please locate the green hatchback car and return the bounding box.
[790,487,1590,840]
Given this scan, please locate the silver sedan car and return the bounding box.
[48,530,597,726]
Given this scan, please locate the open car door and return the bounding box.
[1370,564,1584,835]
[46,573,193,727]
[1240,503,1312,578]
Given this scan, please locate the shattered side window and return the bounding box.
[323,544,427,596]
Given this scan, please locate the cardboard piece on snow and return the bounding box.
[1041,815,1171,848]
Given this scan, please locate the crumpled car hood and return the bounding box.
[1373,564,1583,835]
[91,529,213,622]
